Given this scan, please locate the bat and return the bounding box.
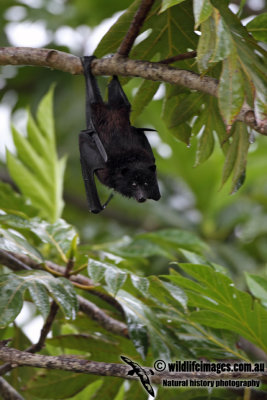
[79,56,161,214]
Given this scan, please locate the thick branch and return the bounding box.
[0,47,266,134]
[116,0,155,57]
[78,296,128,338]
[0,345,266,384]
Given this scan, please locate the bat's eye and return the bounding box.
[132,182,137,187]
[144,182,148,187]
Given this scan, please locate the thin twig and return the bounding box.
[27,301,59,353]
[0,377,25,400]
[116,0,155,57]
[0,301,59,376]
[159,51,197,64]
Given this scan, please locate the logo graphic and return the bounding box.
[121,355,155,397]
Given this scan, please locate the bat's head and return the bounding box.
[114,164,161,203]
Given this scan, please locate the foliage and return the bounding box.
[95,0,267,192]
[6,87,66,223]
[1,1,267,399]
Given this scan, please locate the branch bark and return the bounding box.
[0,345,266,384]
[0,47,265,135]
[0,377,24,400]
[116,0,155,57]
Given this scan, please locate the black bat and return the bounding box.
[79,56,161,214]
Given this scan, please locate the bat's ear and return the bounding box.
[108,76,131,110]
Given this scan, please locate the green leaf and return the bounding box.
[245,273,267,303]
[131,80,160,122]
[88,259,107,283]
[211,0,267,110]
[138,228,208,254]
[0,227,43,262]
[117,291,148,358]
[6,87,66,223]
[218,53,245,126]
[0,274,27,328]
[246,13,267,43]
[105,266,127,296]
[163,264,267,353]
[25,370,97,399]
[117,290,172,360]
[30,218,78,259]
[211,11,233,63]
[0,181,38,218]
[97,0,197,70]
[131,275,149,296]
[194,114,215,165]
[148,276,187,309]
[0,271,78,327]
[197,15,216,72]
[230,122,250,194]
[160,0,186,13]
[36,84,56,149]
[193,0,213,28]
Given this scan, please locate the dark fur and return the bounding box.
[79,56,160,213]
[92,103,160,202]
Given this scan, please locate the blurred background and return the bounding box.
[1,0,267,288]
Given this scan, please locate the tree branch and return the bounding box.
[0,344,266,384]
[116,0,155,57]
[0,377,24,400]
[159,51,197,64]
[27,301,59,353]
[0,46,266,135]
[78,296,128,338]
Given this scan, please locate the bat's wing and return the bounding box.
[79,131,107,214]
[81,56,103,129]
[80,56,112,213]
[134,128,156,163]
[108,76,131,110]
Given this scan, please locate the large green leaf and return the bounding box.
[221,122,250,193]
[138,228,208,254]
[211,0,267,111]
[245,273,267,304]
[218,52,245,126]
[0,227,43,262]
[117,290,172,360]
[0,181,38,218]
[96,0,197,69]
[247,13,267,43]
[163,264,267,353]
[0,270,78,327]
[6,87,66,223]
[0,214,77,262]
[24,370,98,399]
[193,0,213,28]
